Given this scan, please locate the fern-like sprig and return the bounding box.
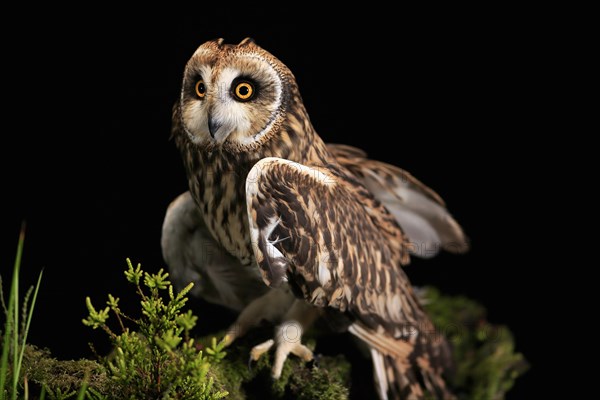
[83,259,228,399]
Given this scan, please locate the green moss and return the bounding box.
[13,276,527,399]
[423,287,529,400]
[288,356,350,400]
[197,328,350,399]
[21,345,109,396]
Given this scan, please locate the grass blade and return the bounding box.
[0,294,11,399]
[0,224,25,400]
[15,269,43,390]
[11,226,25,400]
[76,375,89,400]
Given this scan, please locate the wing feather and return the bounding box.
[328,143,469,258]
[245,157,415,326]
[245,157,453,399]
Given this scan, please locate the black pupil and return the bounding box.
[198,83,205,93]
[239,85,249,96]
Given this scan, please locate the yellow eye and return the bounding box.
[195,80,206,98]
[233,81,255,101]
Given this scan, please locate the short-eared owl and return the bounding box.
[162,37,468,399]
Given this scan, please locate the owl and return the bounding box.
[161,37,468,400]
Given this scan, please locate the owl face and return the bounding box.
[179,38,292,149]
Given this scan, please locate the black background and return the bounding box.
[1,7,544,398]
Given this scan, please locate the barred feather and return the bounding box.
[164,38,467,399]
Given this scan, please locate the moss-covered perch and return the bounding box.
[18,287,527,399]
[422,288,528,399]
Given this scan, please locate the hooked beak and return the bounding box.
[208,116,221,139]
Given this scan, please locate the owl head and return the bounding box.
[179,38,297,150]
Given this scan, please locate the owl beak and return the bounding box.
[207,116,221,139]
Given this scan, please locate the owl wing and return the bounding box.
[161,191,267,311]
[328,143,469,258]
[245,157,453,399]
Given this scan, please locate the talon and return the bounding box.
[290,342,314,362]
[309,353,322,368]
[248,354,254,372]
[269,321,314,379]
[250,339,275,362]
[271,340,314,378]
[242,311,318,380]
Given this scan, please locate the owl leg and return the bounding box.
[250,299,319,379]
[224,288,295,346]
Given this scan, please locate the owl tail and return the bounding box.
[350,323,454,400]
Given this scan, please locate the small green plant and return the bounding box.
[83,259,228,399]
[0,225,43,400]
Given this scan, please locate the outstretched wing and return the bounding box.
[328,143,469,258]
[245,158,452,399]
[161,191,267,311]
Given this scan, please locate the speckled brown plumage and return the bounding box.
[165,37,468,400]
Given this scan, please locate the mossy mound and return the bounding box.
[19,288,527,399]
[423,287,529,399]
[198,328,351,400]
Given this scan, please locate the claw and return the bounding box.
[247,338,275,372]
[271,340,314,379]
[250,338,275,361]
[248,354,254,372]
[273,321,314,379]
[246,321,315,379]
[309,353,322,369]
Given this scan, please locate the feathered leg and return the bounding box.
[224,288,294,345]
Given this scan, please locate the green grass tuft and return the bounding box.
[1,224,44,400]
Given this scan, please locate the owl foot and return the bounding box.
[249,320,314,379]
[222,289,296,347]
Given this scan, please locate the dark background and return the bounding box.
[1,7,544,398]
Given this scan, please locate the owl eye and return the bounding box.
[195,80,207,98]
[232,81,255,102]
